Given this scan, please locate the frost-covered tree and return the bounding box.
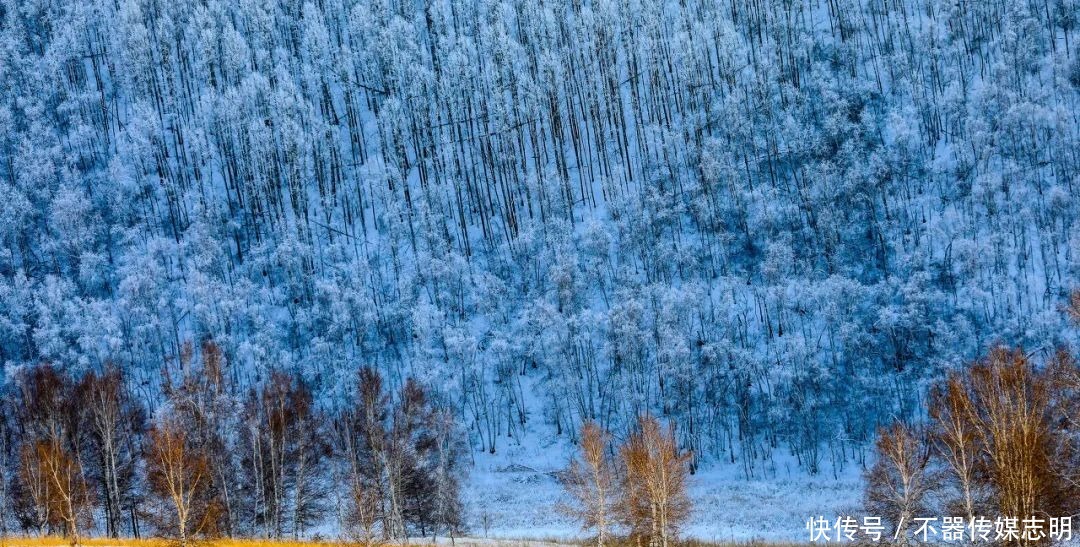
[0,0,1079,533]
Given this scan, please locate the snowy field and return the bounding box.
[462,433,863,542]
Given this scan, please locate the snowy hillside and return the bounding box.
[1,0,1080,539]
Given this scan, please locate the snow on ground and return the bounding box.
[684,465,863,543]
[461,426,863,543]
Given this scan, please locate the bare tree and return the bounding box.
[334,369,464,541]
[864,422,931,544]
[78,365,145,537]
[618,416,692,547]
[240,370,329,538]
[1047,349,1080,492]
[430,409,464,542]
[333,368,394,541]
[928,375,983,521]
[37,439,91,546]
[964,348,1070,531]
[344,478,381,547]
[146,415,220,546]
[14,443,51,534]
[0,399,12,538]
[560,421,617,547]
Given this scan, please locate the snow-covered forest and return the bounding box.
[1,0,1079,536]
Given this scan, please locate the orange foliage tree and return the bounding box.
[559,421,618,547]
[39,439,91,546]
[618,416,692,547]
[146,415,220,547]
[870,344,1080,546]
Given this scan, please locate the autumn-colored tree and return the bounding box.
[618,416,692,547]
[964,348,1071,530]
[560,421,617,547]
[1066,289,1080,324]
[928,375,985,521]
[146,415,220,546]
[10,365,89,539]
[864,422,931,543]
[876,344,1080,546]
[37,439,91,546]
[162,340,236,535]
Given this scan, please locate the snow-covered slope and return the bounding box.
[1,0,1079,537]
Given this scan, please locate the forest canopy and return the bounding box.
[0,0,1078,500]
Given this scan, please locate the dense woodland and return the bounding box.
[1,346,465,541]
[1,0,1079,535]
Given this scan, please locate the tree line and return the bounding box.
[0,0,1078,484]
[865,297,1080,545]
[0,341,465,546]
